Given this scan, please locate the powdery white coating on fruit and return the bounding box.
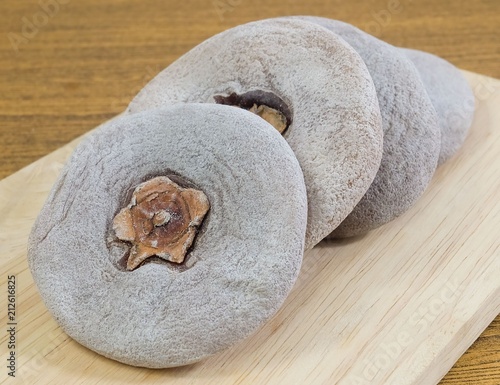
[128,18,383,249]
[403,48,475,165]
[27,104,307,368]
[295,17,441,238]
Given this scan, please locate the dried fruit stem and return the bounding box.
[112,176,209,270]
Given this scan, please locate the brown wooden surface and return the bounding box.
[0,0,498,383]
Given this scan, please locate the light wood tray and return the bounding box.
[0,71,498,385]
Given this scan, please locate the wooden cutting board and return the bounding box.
[0,70,499,385]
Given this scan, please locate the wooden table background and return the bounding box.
[0,0,498,383]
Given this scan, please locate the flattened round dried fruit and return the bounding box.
[28,104,307,368]
[128,18,383,249]
[402,48,475,165]
[295,17,441,238]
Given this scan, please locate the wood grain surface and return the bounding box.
[0,0,499,383]
[0,70,498,385]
